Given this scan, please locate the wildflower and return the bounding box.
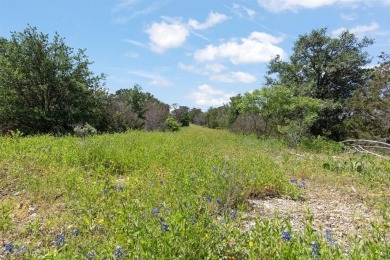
[249,241,254,247]
[290,178,298,184]
[72,228,79,236]
[310,241,320,259]
[216,198,222,205]
[298,181,306,189]
[206,196,212,202]
[87,250,96,259]
[17,245,25,254]
[152,207,159,216]
[4,242,14,255]
[56,233,65,247]
[190,215,196,224]
[161,222,169,232]
[114,246,124,259]
[281,231,292,241]
[325,229,332,242]
[230,209,238,218]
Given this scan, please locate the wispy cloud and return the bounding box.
[124,39,146,47]
[257,0,390,12]
[210,71,257,83]
[188,12,229,30]
[332,21,389,38]
[228,3,257,19]
[113,0,171,23]
[129,70,172,87]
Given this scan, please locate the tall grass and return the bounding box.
[1,126,388,259]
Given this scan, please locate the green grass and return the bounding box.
[1,126,389,259]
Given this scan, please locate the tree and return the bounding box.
[188,108,206,125]
[266,28,373,140]
[171,105,190,126]
[239,85,324,141]
[346,52,390,139]
[145,101,170,131]
[0,25,106,134]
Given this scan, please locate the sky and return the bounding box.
[1,0,389,110]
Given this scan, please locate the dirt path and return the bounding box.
[243,180,385,246]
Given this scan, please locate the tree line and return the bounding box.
[0,26,191,135]
[1,26,389,141]
[201,28,390,142]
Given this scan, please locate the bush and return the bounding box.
[165,116,180,132]
[73,123,97,138]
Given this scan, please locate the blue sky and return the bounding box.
[1,0,389,110]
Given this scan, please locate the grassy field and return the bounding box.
[1,126,389,259]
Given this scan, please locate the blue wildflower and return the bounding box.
[17,245,25,254]
[216,198,222,205]
[298,181,306,189]
[4,242,14,255]
[310,241,320,259]
[161,222,169,232]
[230,209,238,218]
[87,250,96,259]
[325,229,332,242]
[206,196,212,202]
[290,178,298,184]
[72,229,79,236]
[281,231,292,241]
[114,246,124,259]
[190,216,196,224]
[56,233,65,247]
[152,207,159,216]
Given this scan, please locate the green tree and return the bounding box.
[171,105,190,127]
[239,85,324,141]
[346,52,390,139]
[0,25,106,134]
[266,28,373,140]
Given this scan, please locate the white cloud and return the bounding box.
[189,84,235,106]
[194,31,286,64]
[231,3,257,19]
[188,12,229,30]
[331,22,389,37]
[124,39,146,47]
[129,70,172,87]
[210,71,257,83]
[125,51,139,58]
[257,0,390,12]
[205,63,227,74]
[145,21,189,53]
[178,62,205,74]
[340,13,358,21]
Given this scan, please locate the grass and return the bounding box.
[0,125,389,259]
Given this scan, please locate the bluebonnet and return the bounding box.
[298,181,306,189]
[72,229,79,236]
[152,207,159,216]
[290,178,298,184]
[4,242,14,255]
[216,198,222,205]
[114,246,124,259]
[17,245,25,254]
[230,209,238,218]
[206,196,212,202]
[310,241,320,259]
[56,233,65,247]
[325,229,332,242]
[190,216,196,224]
[87,250,96,259]
[161,222,169,232]
[325,229,337,246]
[281,231,292,241]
